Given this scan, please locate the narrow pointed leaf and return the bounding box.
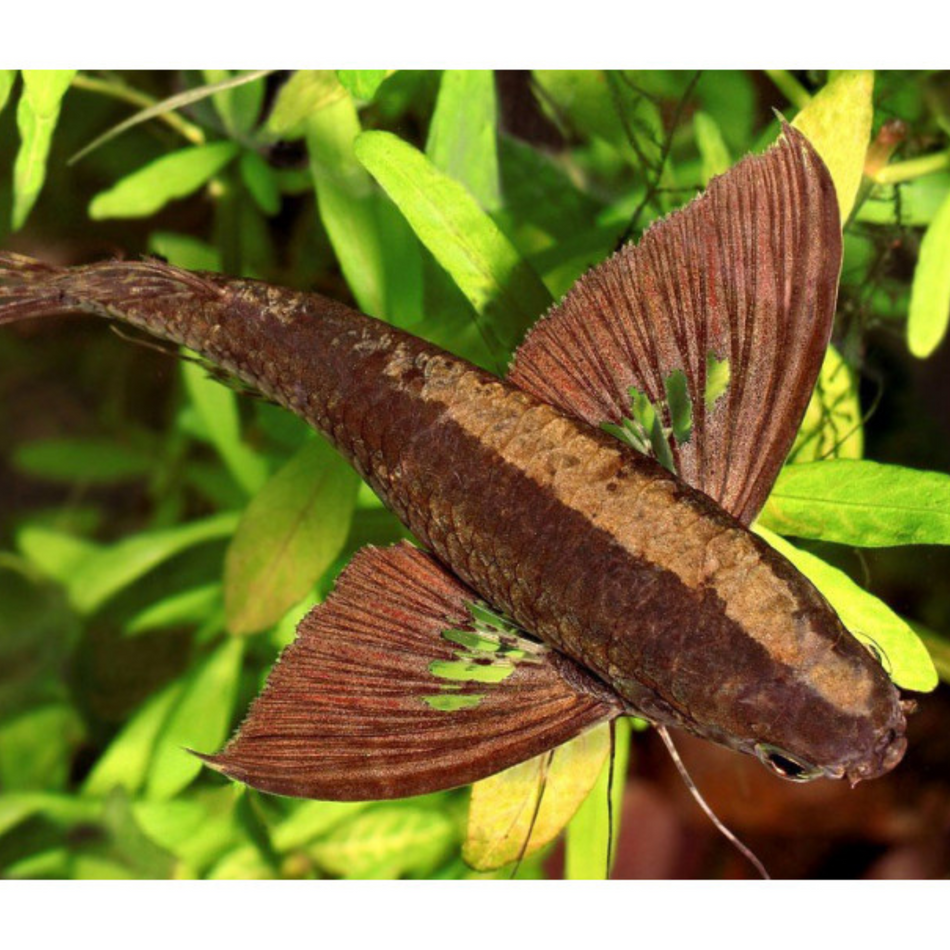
[12,436,154,485]
[71,70,270,163]
[125,583,223,636]
[760,459,950,547]
[307,91,422,325]
[66,513,238,615]
[427,70,501,211]
[564,718,632,879]
[202,69,265,137]
[309,805,456,879]
[464,725,610,871]
[265,70,346,139]
[82,681,185,797]
[224,437,359,635]
[355,130,553,355]
[754,526,937,692]
[789,346,863,462]
[694,111,731,184]
[181,359,268,496]
[908,186,950,358]
[13,70,76,229]
[88,141,239,220]
[146,639,245,800]
[336,70,390,102]
[793,70,874,222]
[0,70,15,115]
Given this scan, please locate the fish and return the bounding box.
[0,125,908,808]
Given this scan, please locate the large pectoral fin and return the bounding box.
[509,125,842,525]
[199,542,621,801]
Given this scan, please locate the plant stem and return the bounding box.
[70,73,206,147]
[872,150,950,185]
[765,70,811,110]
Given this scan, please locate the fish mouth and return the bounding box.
[846,728,908,786]
[844,696,911,786]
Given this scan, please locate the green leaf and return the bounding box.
[16,526,101,584]
[694,110,731,184]
[265,70,347,139]
[753,525,937,692]
[760,460,950,547]
[498,135,603,243]
[12,70,76,229]
[202,69,265,137]
[309,804,456,879]
[355,130,553,356]
[181,359,268,496]
[82,681,185,797]
[23,512,238,615]
[148,231,222,272]
[88,141,239,220]
[307,92,422,324]
[464,725,610,871]
[789,346,863,462]
[272,800,371,852]
[336,70,390,102]
[125,583,223,636]
[12,437,154,485]
[792,70,874,222]
[225,438,359,635]
[0,792,99,840]
[146,638,245,800]
[564,719,632,879]
[0,704,83,791]
[69,70,270,164]
[908,186,950,358]
[0,69,16,115]
[239,149,281,216]
[427,70,501,211]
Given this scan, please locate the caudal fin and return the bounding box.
[0,251,71,326]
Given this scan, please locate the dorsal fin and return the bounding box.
[199,542,621,801]
[509,125,842,525]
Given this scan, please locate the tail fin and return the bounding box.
[0,250,225,330]
[0,252,72,326]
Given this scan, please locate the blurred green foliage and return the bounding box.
[1,70,950,880]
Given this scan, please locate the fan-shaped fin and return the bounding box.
[508,125,842,525]
[200,542,621,800]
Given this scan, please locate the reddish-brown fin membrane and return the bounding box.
[200,542,621,801]
[508,125,842,525]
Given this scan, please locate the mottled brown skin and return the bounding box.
[0,257,907,783]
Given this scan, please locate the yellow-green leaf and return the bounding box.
[564,719,632,879]
[789,345,863,462]
[694,111,731,184]
[224,438,359,635]
[13,69,76,229]
[336,70,390,102]
[760,459,950,547]
[355,130,553,356]
[754,525,937,692]
[463,724,609,871]
[0,69,16,115]
[89,141,239,220]
[908,186,950,358]
[146,639,245,800]
[427,70,501,211]
[265,70,346,140]
[792,70,874,222]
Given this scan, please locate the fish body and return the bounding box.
[0,251,906,784]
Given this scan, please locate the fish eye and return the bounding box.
[754,743,824,782]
